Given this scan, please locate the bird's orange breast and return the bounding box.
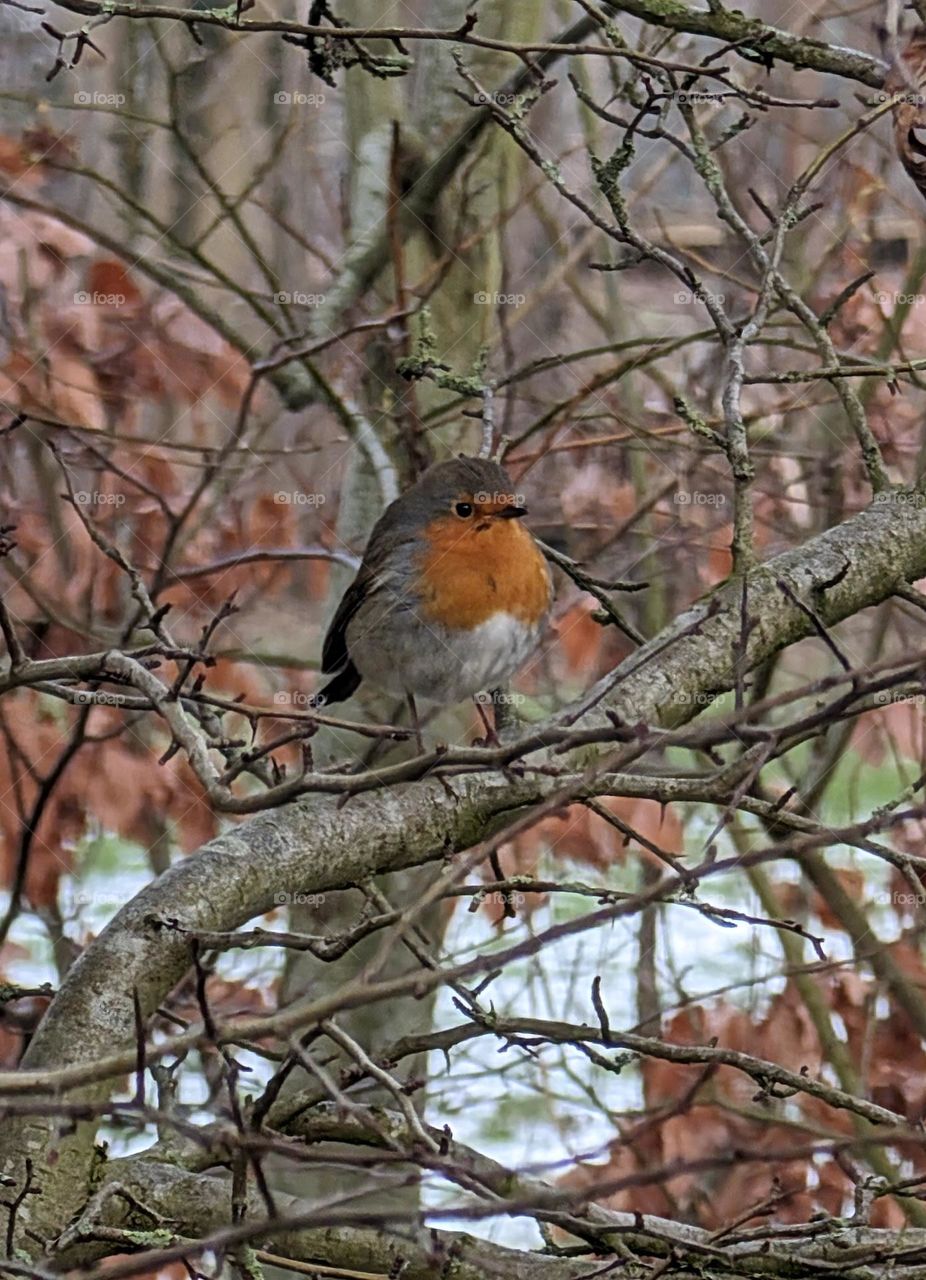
[415,516,551,630]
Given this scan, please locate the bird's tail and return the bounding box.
[313,660,362,707]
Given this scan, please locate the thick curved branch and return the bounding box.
[54,1158,605,1280]
[53,1151,926,1280]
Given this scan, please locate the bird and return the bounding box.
[315,455,553,746]
[887,27,926,202]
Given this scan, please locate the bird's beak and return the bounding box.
[497,504,527,519]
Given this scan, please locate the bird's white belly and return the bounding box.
[349,608,543,704]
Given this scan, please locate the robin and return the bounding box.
[315,455,553,744]
[887,27,926,201]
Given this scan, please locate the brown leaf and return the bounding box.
[86,258,144,311]
[811,868,866,930]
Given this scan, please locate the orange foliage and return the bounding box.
[0,165,250,432]
[500,795,682,878]
[562,974,926,1229]
[0,688,217,907]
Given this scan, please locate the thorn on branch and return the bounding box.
[591,975,612,1042]
[538,539,646,645]
[747,186,777,224]
[819,270,876,326]
[454,12,477,38]
[588,249,647,272]
[288,0,411,85]
[41,18,107,82]
[148,603,173,635]
[776,576,852,673]
[158,740,182,766]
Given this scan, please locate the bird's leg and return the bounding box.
[407,692,425,754]
[407,692,456,796]
[473,692,500,747]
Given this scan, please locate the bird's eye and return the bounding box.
[454,501,474,518]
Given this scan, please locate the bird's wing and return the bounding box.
[321,565,398,674]
[321,574,367,675]
[321,484,416,678]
